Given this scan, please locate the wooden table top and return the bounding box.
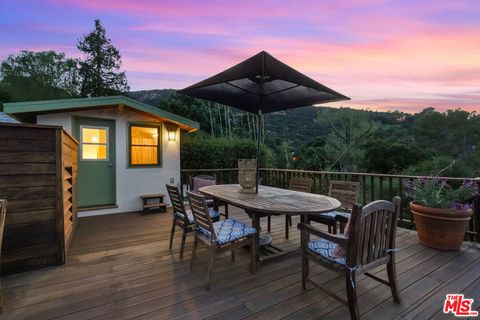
[199,184,341,215]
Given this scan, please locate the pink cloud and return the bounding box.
[2,0,479,113]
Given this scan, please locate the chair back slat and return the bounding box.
[328,181,360,211]
[347,197,401,267]
[166,184,189,222]
[289,177,313,193]
[187,192,215,239]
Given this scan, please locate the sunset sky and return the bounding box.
[1,0,479,113]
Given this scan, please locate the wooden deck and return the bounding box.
[2,206,480,320]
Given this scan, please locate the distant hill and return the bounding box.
[128,89,175,106]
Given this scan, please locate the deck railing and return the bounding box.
[180,168,480,242]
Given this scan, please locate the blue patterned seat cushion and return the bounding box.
[318,211,350,221]
[307,238,346,267]
[174,209,220,224]
[198,218,256,245]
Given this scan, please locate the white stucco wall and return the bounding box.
[37,108,181,217]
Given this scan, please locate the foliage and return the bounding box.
[160,93,260,140]
[319,108,378,171]
[406,177,479,210]
[77,19,129,96]
[290,138,329,171]
[181,136,273,169]
[128,89,480,176]
[0,86,11,106]
[0,50,80,101]
[362,139,425,173]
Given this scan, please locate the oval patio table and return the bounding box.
[199,184,341,264]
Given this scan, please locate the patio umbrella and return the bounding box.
[178,51,350,192]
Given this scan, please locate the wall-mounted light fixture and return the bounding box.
[165,123,177,142]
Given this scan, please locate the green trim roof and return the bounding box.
[3,95,199,132]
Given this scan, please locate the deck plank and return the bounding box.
[2,206,479,320]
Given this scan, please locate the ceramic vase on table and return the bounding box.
[238,159,256,193]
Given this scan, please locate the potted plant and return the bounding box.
[407,178,478,250]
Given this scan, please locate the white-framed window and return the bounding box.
[80,125,109,161]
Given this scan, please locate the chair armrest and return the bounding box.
[297,223,348,245]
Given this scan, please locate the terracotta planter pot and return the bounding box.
[409,201,472,250]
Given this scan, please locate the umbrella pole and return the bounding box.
[256,52,266,193]
[256,110,262,193]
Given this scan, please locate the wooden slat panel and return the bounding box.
[64,190,72,201]
[0,151,55,164]
[64,171,72,180]
[7,209,56,225]
[0,138,56,152]
[0,163,56,175]
[0,186,56,200]
[0,126,56,140]
[64,180,72,191]
[0,124,79,275]
[4,221,56,237]
[0,175,56,188]
[367,211,377,263]
[64,201,72,214]
[374,210,385,259]
[361,214,371,265]
[64,211,72,224]
[6,198,56,213]
[2,245,57,264]
[3,232,55,250]
[62,145,77,159]
[64,223,73,241]
[378,210,388,258]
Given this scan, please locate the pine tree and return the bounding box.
[77,19,129,97]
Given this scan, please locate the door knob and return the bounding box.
[108,162,113,167]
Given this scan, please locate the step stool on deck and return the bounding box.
[140,194,167,214]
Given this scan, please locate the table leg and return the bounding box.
[301,215,311,243]
[249,211,261,263]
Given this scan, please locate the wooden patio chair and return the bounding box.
[166,184,221,259]
[192,175,229,218]
[187,191,257,290]
[309,180,360,234]
[0,200,6,312]
[298,197,402,320]
[267,176,313,239]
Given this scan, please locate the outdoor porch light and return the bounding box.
[168,130,176,141]
[165,124,177,141]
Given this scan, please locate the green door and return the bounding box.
[75,117,115,208]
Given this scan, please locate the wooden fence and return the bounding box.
[181,168,480,242]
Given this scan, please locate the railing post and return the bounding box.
[475,194,480,243]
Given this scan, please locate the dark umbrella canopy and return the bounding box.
[178,51,350,192]
[178,51,350,114]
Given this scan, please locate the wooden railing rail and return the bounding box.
[180,168,480,242]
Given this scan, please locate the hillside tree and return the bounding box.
[77,19,129,96]
[0,50,80,101]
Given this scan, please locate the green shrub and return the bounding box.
[181,137,273,169]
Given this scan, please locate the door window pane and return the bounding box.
[82,128,107,144]
[82,144,107,160]
[81,126,108,160]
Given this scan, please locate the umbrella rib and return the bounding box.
[263,84,301,97]
[225,82,258,96]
